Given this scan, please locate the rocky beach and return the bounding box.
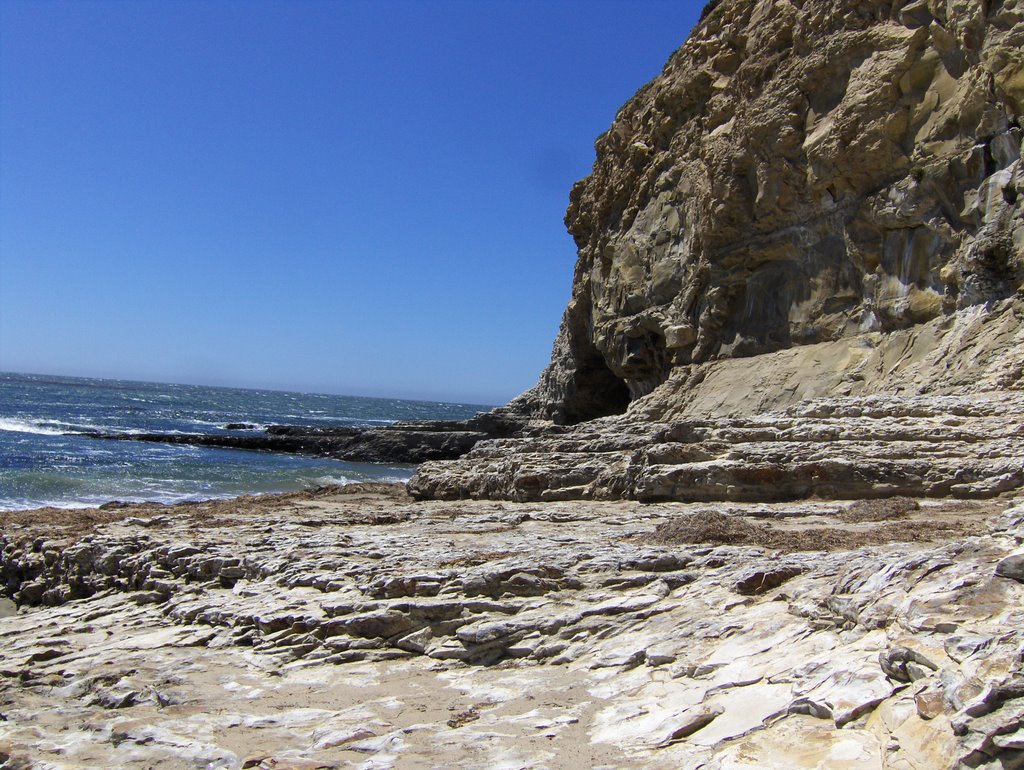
[0,485,1021,769]
[2,0,1023,767]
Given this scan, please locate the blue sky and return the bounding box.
[0,0,702,405]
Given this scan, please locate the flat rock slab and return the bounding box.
[1,489,1022,768]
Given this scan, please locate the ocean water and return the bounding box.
[0,372,492,512]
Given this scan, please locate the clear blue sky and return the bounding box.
[0,0,702,405]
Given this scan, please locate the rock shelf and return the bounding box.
[1,486,1022,768]
[412,390,1024,503]
[78,413,526,465]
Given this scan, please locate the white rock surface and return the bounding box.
[1,487,1022,768]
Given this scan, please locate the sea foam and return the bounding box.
[0,417,67,436]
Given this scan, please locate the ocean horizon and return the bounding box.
[0,371,493,512]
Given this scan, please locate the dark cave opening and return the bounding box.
[560,350,632,425]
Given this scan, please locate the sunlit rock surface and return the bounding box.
[507,0,1022,423]
[1,486,1023,769]
[412,299,1024,502]
[413,0,1024,504]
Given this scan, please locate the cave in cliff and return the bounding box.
[560,343,632,424]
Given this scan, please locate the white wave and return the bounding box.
[0,417,66,436]
[309,473,410,488]
[314,475,353,486]
[0,499,98,512]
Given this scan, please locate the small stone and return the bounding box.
[128,591,167,605]
[733,566,804,595]
[646,650,677,666]
[395,627,433,654]
[14,581,46,605]
[789,697,834,720]
[219,566,246,580]
[98,690,138,709]
[994,554,1024,583]
[312,727,376,750]
[879,646,938,682]
[915,689,945,720]
[662,706,723,743]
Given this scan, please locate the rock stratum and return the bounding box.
[3,1,1024,768]
[411,0,1024,504]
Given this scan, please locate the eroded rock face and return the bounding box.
[513,0,1023,423]
[412,299,1024,502]
[411,0,1024,505]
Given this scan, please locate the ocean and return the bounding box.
[0,372,492,512]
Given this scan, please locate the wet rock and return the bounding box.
[82,412,527,465]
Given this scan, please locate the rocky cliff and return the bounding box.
[3,4,1024,769]
[412,0,1023,503]
[513,0,1022,424]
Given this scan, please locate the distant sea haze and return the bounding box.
[0,372,492,511]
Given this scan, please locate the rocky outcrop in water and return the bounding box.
[81,412,525,465]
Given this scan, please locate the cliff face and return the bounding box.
[514,0,1022,424]
[411,0,1024,504]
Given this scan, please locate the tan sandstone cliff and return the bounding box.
[410,0,1024,503]
[524,0,1022,422]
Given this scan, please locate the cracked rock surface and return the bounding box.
[2,485,1023,769]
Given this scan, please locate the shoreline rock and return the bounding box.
[411,303,1024,502]
[511,0,1023,425]
[78,411,527,465]
[1,488,1021,768]
[2,2,1021,767]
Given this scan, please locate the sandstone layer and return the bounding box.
[2,486,1024,769]
[411,299,1024,502]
